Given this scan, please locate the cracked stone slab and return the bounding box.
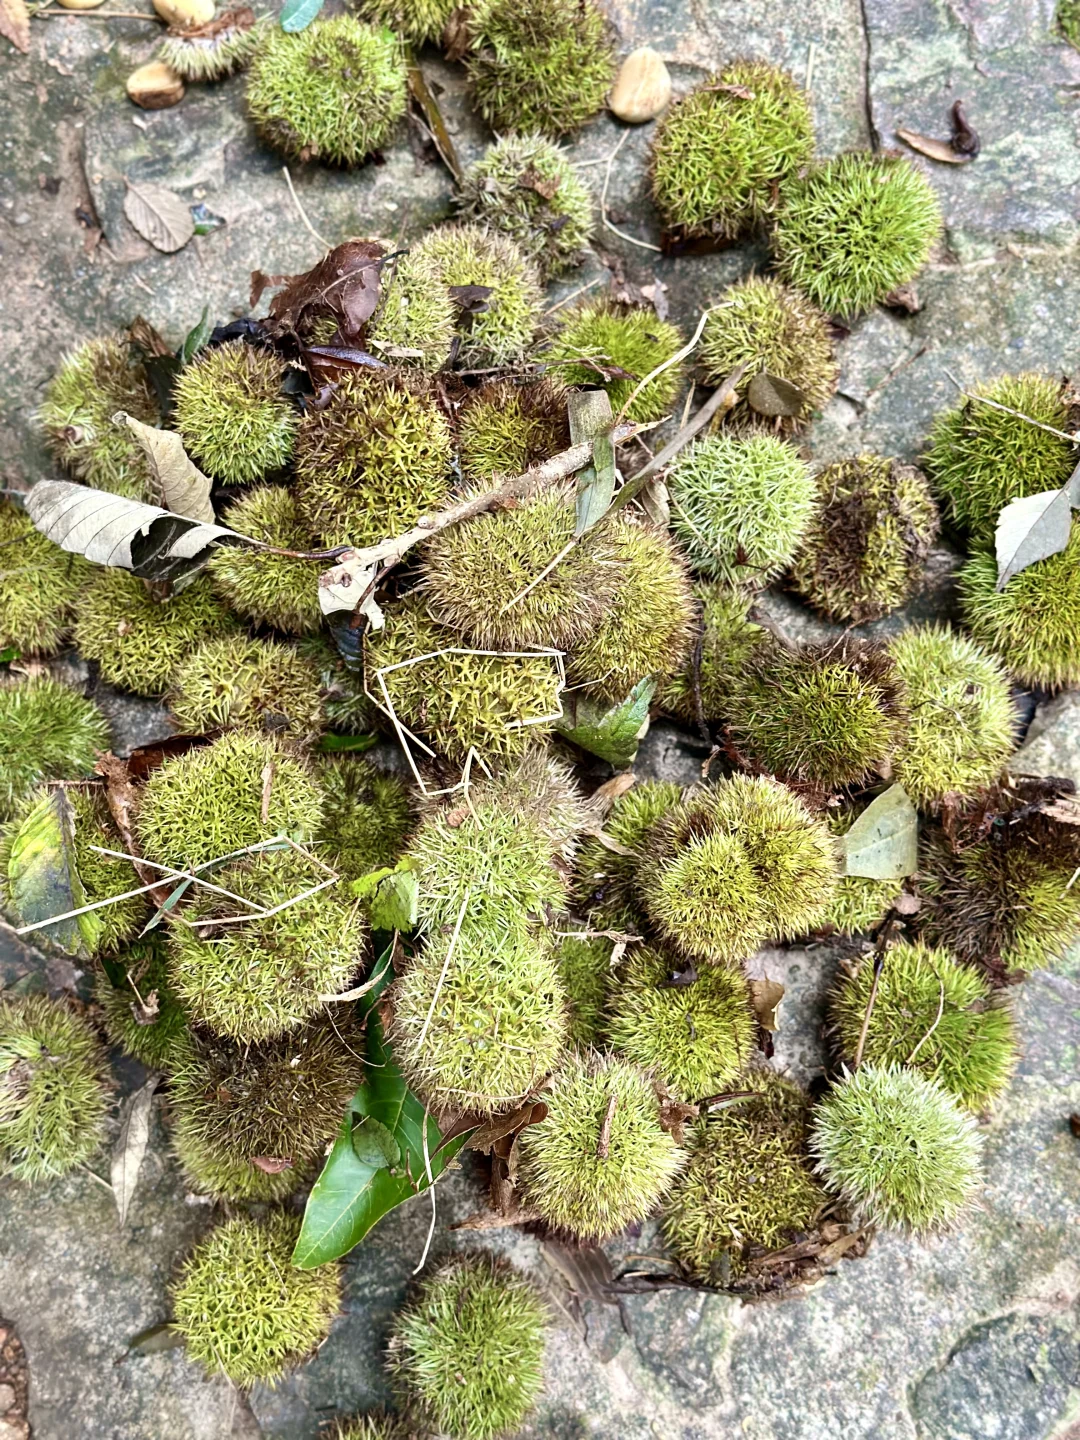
[863,0,1080,260]
[1014,691,1080,787]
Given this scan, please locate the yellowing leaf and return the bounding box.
[8,790,101,956]
[569,390,617,537]
[113,413,214,522]
[896,127,971,165]
[842,784,918,880]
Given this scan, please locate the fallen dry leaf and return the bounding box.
[111,1075,159,1228]
[0,0,30,53]
[747,371,805,418]
[896,127,972,165]
[123,179,195,253]
[749,976,785,1032]
[25,478,239,583]
[252,238,386,344]
[113,413,214,522]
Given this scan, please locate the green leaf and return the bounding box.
[569,390,617,536]
[125,1321,185,1358]
[350,1114,400,1169]
[280,0,324,31]
[842,784,918,880]
[291,957,472,1269]
[555,677,656,765]
[7,790,101,956]
[0,646,19,664]
[350,859,420,932]
[178,306,211,366]
[318,731,380,754]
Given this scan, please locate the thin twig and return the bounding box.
[415,891,471,1051]
[543,277,605,317]
[185,877,338,928]
[282,167,331,249]
[906,978,946,1063]
[614,305,717,427]
[501,538,578,612]
[601,131,662,253]
[613,364,748,509]
[853,913,901,1067]
[805,40,817,91]
[943,369,1080,443]
[413,1108,438,1276]
[37,9,161,16]
[325,421,646,596]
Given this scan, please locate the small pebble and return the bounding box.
[609,46,672,124]
[126,61,185,111]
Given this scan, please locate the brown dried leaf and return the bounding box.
[251,1155,294,1174]
[0,0,30,54]
[123,180,195,253]
[112,413,214,522]
[467,1100,548,1155]
[749,977,785,1032]
[540,1240,614,1302]
[442,5,469,60]
[167,4,253,39]
[519,165,561,201]
[896,127,972,165]
[639,277,670,322]
[255,239,386,345]
[128,316,173,359]
[883,282,922,314]
[1041,795,1080,825]
[658,1096,698,1145]
[407,53,463,184]
[590,772,638,813]
[448,283,493,317]
[747,370,806,418]
[96,753,172,909]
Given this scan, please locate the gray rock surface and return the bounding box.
[1014,691,1080,786]
[2,0,1080,1436]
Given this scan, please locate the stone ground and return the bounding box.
[2,0,1080,1436]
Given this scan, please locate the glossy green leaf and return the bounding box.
[291,960,472,1268]
[555,676,655,765]
[178,306,212,366]
[842,784,918,880]
[7,790,101,955]
[280,0,325,31]
[350,1114,400,1169]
